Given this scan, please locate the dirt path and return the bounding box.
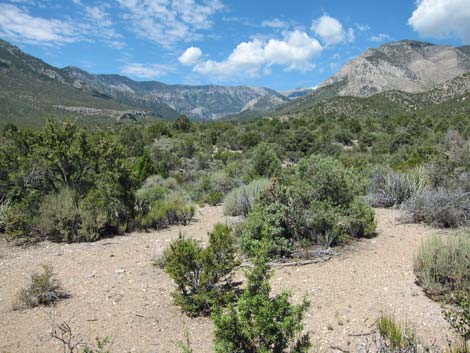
[0,207,452,353]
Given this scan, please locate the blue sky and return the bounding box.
[0,0,469,90]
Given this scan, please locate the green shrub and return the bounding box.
[238,201,292,258]
[304,200,345,247]
[345,197,377,238]
[414,234,470,301]
[163,224,239,316]
[426,131,470,191]
[401,189,470,228]
[223,178,270,217]
[135,185,169,218]
[3,203,33,241]
[296,155,361,208]
[16,265,68,308]
[142,192,195,229]
[142,175,179,190]
[238,157,375,258]
[212,246,311,353]
[174,115,192,132]
[136,185,168,205]
[250,142,282,179]
[210,171,238,194]
[38,188,82,242]
[207,191,223,206]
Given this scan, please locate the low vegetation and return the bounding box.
[445,294,470,352]
[2,101,470,353]
[223,178,270,217]
[212,245,311,353]
[401,189,470,228]
[238,156,376,258]
[377,314,418,351]
[414,233,470,302]
[161,224,239,316]
[16,265,68,309]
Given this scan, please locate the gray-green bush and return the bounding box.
[16,265,68,309]
[414,233,470,301]
[223,178,270,217]
[367,169,427,208]
[401,189,470,228]
[141,191,195,229]
[0,197,11,233]
[38,188,82,242]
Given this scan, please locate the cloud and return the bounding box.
[192,30,322,80]
[0,3,124,48]
[355,23,370,32]
[311,15,354,46]
[117,0,224,46]
[120,63,173,79]
[409,0,470,43]
[261,18,289,29]
[0,4,77,45]
[84,6,112,26]
[370,33,391,42]
[179,47,203,65]
[71,1,124,48]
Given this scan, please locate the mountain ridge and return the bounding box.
[0,38,287,122]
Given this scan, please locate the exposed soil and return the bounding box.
[0,207,453,353]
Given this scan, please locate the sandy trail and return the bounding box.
[0,207,452,353]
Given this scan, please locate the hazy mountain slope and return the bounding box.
[0,38,286,122]
[0,39,174,125]
[280,87,314,100]
[63,67,288,120]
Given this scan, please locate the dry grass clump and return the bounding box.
[16,264,68,309]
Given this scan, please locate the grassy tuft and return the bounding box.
[414,233,470,301]
[16,265,68,309]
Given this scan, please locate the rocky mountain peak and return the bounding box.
[320,40,470,97]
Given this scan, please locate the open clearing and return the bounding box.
[0,206,452,353]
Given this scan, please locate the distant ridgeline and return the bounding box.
[0,38,469,128]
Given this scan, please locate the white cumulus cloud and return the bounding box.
[409,0,470,44]
[192,30,322,80]
[179,47,203,65]
[311,15,354,46]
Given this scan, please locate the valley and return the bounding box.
[1,3,470,352]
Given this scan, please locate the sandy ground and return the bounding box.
[0,207,453,353]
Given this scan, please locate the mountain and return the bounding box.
[280,87,315,100]
[0,39,175,126]
[277,73,470,119]
[63,67,288,120]
[271,40,470,117]
[0,38,287,124]
[322,40,470,96]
